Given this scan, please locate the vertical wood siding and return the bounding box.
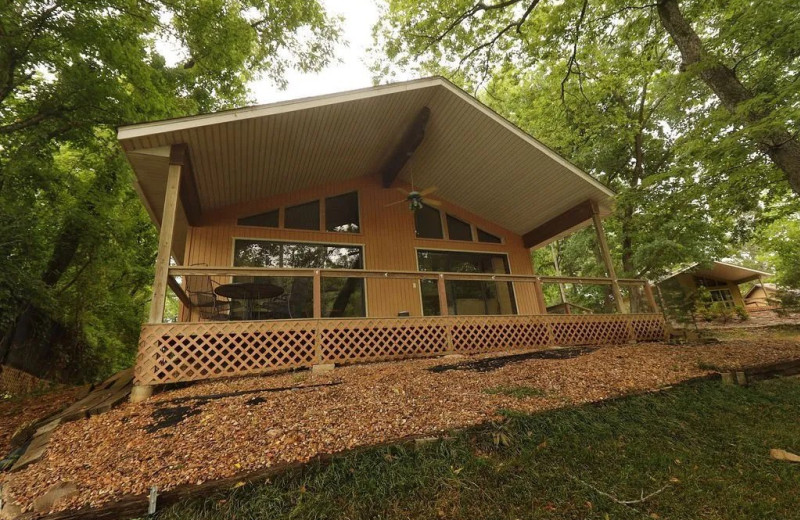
[183,175,542,317]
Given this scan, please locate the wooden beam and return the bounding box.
[169,143,202,225]
[522,200,595,249]
[381,107,431,188]
[313,270,322,319]
[148,161,181,324]
[590,202,625,313]
[167,275,192,308]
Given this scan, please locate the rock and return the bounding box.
[32,481,78,513]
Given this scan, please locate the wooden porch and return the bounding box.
[135,267,667,386]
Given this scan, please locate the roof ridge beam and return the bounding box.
[380,106,431,188]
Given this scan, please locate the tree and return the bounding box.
[0,0,341,381]
[374,0,800,197]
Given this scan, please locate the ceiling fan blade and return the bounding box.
[423,198,442,207]
[396,187,410,195]
[385,199,407,207]
[418,186,438,196]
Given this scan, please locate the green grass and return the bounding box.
[158,378,800,520]
[483,385,547,398]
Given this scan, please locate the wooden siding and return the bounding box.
[674,273,746,307]
[182,174,541,318]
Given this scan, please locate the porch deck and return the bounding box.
[136,267,666,386]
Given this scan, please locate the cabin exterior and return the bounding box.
[658,261,773,310]
[744,283,779,310]
[118,78,666,401]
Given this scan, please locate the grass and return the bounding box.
[158,377,800,520]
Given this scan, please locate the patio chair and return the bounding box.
[185,266,232,321]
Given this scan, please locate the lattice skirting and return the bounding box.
[135,314,667,385]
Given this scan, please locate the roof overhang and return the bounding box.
[118,77,614,247]
[661,261,773,285]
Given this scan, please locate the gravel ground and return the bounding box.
[3,337,800,515]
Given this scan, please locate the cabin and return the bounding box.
[658,261,772,310]
[744,283,781,310]
[118,77,666,401]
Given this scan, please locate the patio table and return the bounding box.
[214,282,284,320]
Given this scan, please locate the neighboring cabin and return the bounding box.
[657,261,772,310]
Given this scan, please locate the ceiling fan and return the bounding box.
[385,157,440,211]
[386,186,440,211]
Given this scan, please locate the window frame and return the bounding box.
[234,190,363,235]
[231,236,368,317]
[414,246,519,316]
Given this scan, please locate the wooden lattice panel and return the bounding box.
[136,320,318,385]
[630,315,669,341]
[549,315,633,345]
[135,314,667,385]
[320,318,449,363]
[450,316,552,353]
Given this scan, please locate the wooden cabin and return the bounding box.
[658,261,772,310]
[118,77,666,400]
[744,283,779,310]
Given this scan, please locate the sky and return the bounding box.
[250,0,384,104]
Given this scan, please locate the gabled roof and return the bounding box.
[660,261,773,285]
[117,77,614,249]
[744,283,778,299]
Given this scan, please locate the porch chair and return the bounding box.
[184,265,232,321]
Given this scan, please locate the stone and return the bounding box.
[721,372,736,385]
[312,364,335,374]
[130,385,154,403]
[735,371,748,385]
[32,482,78,513]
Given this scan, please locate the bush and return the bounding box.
[734,305,749,321]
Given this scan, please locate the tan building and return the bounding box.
[658,261,772,309]
[744,283,779,310]
[119,77,666,400]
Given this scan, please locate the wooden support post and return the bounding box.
[533,278,547,314]
[313,270,322,319]
[643,283,658,313]
[590,202,625,314]
[437,274,449,316]
[135,158,181,403]
[148,163,181,324]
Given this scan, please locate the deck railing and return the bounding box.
[165,266,660,321]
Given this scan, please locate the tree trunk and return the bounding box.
[657,0,800,195]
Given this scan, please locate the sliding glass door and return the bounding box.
[417,249,517,316]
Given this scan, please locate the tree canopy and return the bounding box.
[373,0,799,294]
[0,0,341,381]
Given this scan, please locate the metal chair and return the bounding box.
[185,266,232,321]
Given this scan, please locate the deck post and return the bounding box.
[313,270,322,319]
[643,283,659,313]
[533,277,547,314]
[134,157,181,402]
[437,274,449,316]
[590,202,624,313]
[148,162,181,324]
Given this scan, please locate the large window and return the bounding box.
[446,214,472,241]
[415,204,444,239]
[284,200,320,230]
[417,249,517,316]
[237,209,278,228]
[237,191,360,234]
[326,191,360,232]
[233,239,365,318]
